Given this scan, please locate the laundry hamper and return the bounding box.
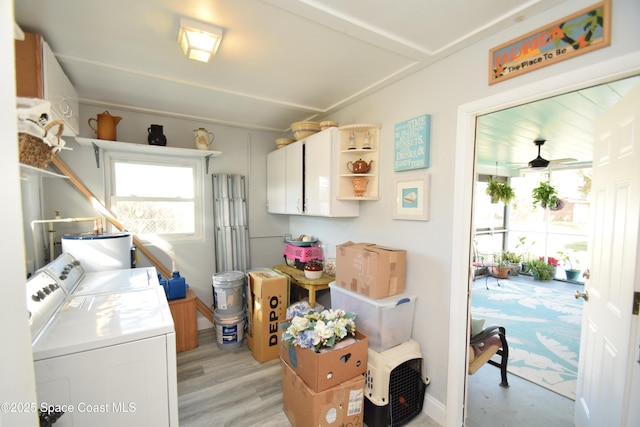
[364,340,429,427]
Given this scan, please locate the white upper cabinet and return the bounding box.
[42,40,79,136]
[266,128,359,217]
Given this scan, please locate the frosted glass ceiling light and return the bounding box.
[178,18,224,63]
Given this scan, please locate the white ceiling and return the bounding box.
[14,0,564,132]
[13,0,639,166]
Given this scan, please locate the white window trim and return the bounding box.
[104,151,205,243]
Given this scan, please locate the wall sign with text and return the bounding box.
[394,114,431,172]
[489,0,610,85]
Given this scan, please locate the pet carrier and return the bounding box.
[364,340,430,427]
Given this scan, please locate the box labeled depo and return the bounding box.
[247,269,289,363]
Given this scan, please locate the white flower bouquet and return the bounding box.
[281,309,357,352]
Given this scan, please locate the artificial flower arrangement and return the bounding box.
[281,309,357,353]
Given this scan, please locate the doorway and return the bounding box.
[466,76,640,425]
[445,56,640,426]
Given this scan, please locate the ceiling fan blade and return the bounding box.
[549,158,578,164]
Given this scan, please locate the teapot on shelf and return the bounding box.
[88,111,122,141]
[347,158,373,174]
[194,128,214,150]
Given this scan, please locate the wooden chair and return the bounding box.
[468,324,509,388]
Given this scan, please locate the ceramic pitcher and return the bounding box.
[194,128,214,150]
[88,111,122,141]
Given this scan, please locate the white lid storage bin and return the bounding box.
[329,282,416,352]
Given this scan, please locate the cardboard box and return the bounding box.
[335,242,407,299]
[247,269,289,363]
[282,360,365,427]
[279,330,368,392]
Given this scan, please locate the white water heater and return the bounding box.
[61,232,132,272]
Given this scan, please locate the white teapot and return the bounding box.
[194,128,214,150]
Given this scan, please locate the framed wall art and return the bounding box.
[394,114,431,171]
[489,0,611,84]
[392,173,430,221]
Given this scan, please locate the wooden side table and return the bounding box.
[272,263,334,307]
[168,288,199,353]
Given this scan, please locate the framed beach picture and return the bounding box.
[392,173,430,221]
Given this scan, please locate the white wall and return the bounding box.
[11,0,640,425]
[1,3,39,426]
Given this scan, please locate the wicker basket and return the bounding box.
[18,120,64,169]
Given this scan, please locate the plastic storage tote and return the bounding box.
[329,282,417,352]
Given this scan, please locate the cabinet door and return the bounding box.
[284,141,303,214]
[266,148,286,214]
[305,129,359,217]
[304,132,332,216]
[42,40,79,136]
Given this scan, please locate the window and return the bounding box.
[106,153,204,241]
[474,166,591,281]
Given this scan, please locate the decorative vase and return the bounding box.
[352,176,368,197]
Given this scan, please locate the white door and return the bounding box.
[574,81,640,427]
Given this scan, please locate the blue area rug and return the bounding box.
[471,279,583,400]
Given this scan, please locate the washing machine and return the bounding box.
[26,259,178,427]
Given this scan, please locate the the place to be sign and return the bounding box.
[489,0,610,85]
[394,114,430,172]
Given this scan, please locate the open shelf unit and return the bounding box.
[337,124,380,200]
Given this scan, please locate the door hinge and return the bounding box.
[633,291,640,315]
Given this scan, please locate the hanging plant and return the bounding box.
[485,177,515,204]
[532,181,558,209]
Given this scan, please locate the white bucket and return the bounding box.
[212,271,245,314]
[214,309,245,351]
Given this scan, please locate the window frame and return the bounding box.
[104,151,205,243]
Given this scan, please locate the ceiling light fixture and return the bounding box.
[178,18,224,63]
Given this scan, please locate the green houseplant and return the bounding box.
[525,258,555,281]
[558,250,581,281]
[532,181,558,209]
[502,251,522,276]
[486,177,515,204]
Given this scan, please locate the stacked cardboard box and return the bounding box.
[279,331,368,427]
[334,242,407,298]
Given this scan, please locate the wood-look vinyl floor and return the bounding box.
[176,328,440,427]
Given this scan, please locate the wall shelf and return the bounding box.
[20,163,69,181]
[75,137,222,173]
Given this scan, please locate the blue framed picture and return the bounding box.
[394,114,430,171]
[392,173,430,221]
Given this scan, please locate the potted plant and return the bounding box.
[515,236,536,273]
[558,250,581,281]
[486,177,515,204]
[525,258,555,281]
[532,181,558,209]
[491,252,511,279]
[502,251,522,276]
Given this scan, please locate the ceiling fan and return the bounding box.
[527,138,576,170]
